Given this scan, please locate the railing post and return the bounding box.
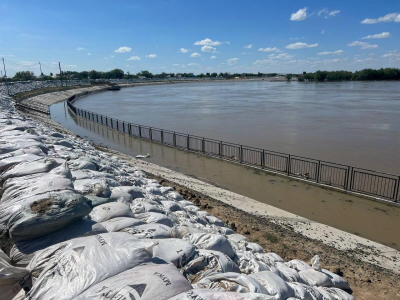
[173,132,176,147]
[202,138,205,154]
[261,150,265,168]
[240,145,243,163]
[138,125,141,138]
[96,114,99,123]
[161,130,164,143]
[287,155,291,175]
[187,135,190,150]
[128,123,132,135]
[394,176,400,202]
[344,166,350,190]
[122,122,125,132]
[316,160,320,183]
[106,117,108,127]
[349,167,354,191]
[149,127,152,141]
[219,141,222,157]
[116,119,119,131]
[111,118,113,129]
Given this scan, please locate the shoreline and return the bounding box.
[20,97,400,299]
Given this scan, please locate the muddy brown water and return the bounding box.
[50,101,400,250]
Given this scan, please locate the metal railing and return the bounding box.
[67,97,400,203]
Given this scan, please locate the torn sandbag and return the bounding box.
[248,271,294,300]
[89,202,134,222]
[235,251,274,274]
[26,233,155,300]
[181,250,240,284]
[73,178,111,197]
[183,233,235,258]
[100,217,145,232]
[10,218,107,267]
[285,259,312,272]
[153,238,196,268]
[317,287,354,300]
[135,212,175,227]
[74,262,192,300]
[4,190,92,243]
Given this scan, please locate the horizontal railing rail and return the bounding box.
[67,100,400,203]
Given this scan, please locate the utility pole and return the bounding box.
[59,62,63,87]
[2,57,10,95]
[39,61,43,76]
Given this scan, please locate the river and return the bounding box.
[72,80,400,174]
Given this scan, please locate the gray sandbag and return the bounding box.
[205,216,224,226]
[130,201,165,214]
[0,154,42,172]
[184,205,201,212]
[110,186,145,203]
[194,272,268,294]
[0,147,44,160]
[0,253,31,300]
[89,202,134,222]
[26,232,155,300]
[100,217,145,232]
[73,178,111,197]
[322,269,350,290]
[153,238,196,268]
[181,250,240,284]
[317,287,355,300]
[289,282,324,300]
[4,190,91,243]
[84,195,113,208]
[171,289,282,300]
[248,271,295,300]
[74,262,192,300]
[255,253,284,265]
[167,191,184,201]
[161,200,183,212]
[9,218,107,267]
[274,262,302,283]
[235,251,275,274]
[121,223,172,239]
[70,170,115,180]
[169,225,204,239]
[298,269,333,287]
[286,259,312,272]
[0,158,59,184]
[135,212,175,227]
[183,233,235,258]
[54,139,74,148]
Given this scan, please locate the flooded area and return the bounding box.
[73,81,400,174]
[50,100,400,250]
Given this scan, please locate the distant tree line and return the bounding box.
[298,68,400,82]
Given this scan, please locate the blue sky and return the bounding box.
[1,0,400,76]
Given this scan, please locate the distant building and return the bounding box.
[138,76,146,80]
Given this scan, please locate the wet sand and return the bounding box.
[50,101,400,250]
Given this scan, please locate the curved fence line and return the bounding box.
[66,95,400,203]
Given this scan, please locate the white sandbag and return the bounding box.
[74,262,192,300]
[235,251,273,274]
[167,191,184,201]
[161,200,183,212]
[181,250,240,283]
[54,140,74,148]
[255,253,284,265]
[170,289,279,300]
[317,287,355,300]
[196,210,210,217]
[70,169,115,180]
[169,225,204,239]
[10,218,107,267]
[195,272,268,294]
[183,233,236,258]
[184,205,201,212]
[286,259,312,272]
[89,202,134,222]
[274,262,302,283]
[153,238,196,267]
[0,255,30,300]
[2,190,92,242]
[227,234,249,251]
[130,202,164,214]
[122,223,172,239]
[73,178,111,197]
[0,154,42,172]
[298,269,333,287]
[216,226,235,235]
[248,271,295,300]
[205,216,224,226]
[110,186,145,203]
[322,269,350,290]
[100,217,145,232]
[0,158,59,184]
[27,232,155,300]
[135,212,175,227]
[84,195,113,208]
[239,241,265,254]
[288,282,322,300]
[159,186,174,194]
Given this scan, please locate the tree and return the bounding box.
[13,71,35,81]
[137,70,153,78]
[285,74,293,81]
[89,70,101,79]
[105,69,124,79]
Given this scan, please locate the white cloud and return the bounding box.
[201,45,217,52]
[258,47,281,52]
[382,51,400,60]
[286,42,318,49]
[210,55,217,59]
[87,53,91,56]
[361,32,391,39]
[321,30,325,34]
[354,58,376,63]
[290,7,307,21]
[172,64,180,66]
[146,54,157,58]
[317,9,328,16]
[253,59,278,65]
[76,47,86,51]
[361,13,400,24]
[348,41,378,49]
[19,61,36,66]
[179,48,188,53]
[244,44,253,49]
[227,58,239,65]
[103,57,109,60]
[188,63,199,66]
[115,46,132,53]
[110,55,114,58]
[127,56,141,61]
[317,50,344,55]
[194,38,229,46]
[328,10,340,17]
[190,52,201,58]
[268,53,294,59]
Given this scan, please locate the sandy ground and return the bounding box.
[21,108,400,300]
